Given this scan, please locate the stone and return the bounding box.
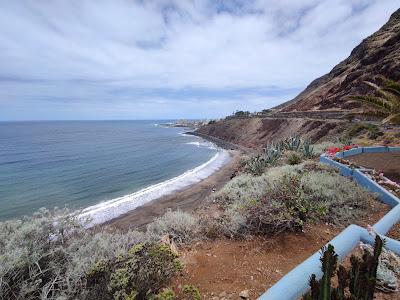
[239,290,250,299]
[219,291,227,298]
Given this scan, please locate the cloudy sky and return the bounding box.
[0,0,398,120]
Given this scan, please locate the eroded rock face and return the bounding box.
[279,9,400,112]
[196,118,344,149]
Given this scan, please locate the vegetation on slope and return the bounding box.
[0,139,383,299]
[349,80,400,124]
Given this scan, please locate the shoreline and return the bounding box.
[81,145,232,228]
[103,148,241,231]
[185,131,255,154]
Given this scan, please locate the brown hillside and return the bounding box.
[280,8,400,112]
[196,118,345,150]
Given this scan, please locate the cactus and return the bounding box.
[320,244,338,299]
[302,235,384,300]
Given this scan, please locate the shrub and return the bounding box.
[0,207,183,300]
[346,123,383,140]
[87,243,182,300]
[214,174,269,208]
[246,173,323,234]
[301,171,371,225]
[287,152,302,165]
[182,285,201,300]
[146,210,199,244]
[154,288,176,299]
[215,163,375,237]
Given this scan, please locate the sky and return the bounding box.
[0,0,399,121]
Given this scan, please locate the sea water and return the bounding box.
[0,121,229,223]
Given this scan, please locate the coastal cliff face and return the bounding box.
[197,9,399,149]
[279,8,400,112]
[196,118,344,150]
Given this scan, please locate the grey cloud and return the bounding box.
[0,0,398,120]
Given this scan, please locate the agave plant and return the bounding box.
[283,136,302,151]
[349,80,400,124]
[302,138,315,158]
[264,141,283,164]
[244,155,267,176]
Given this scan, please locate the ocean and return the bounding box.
[0,121,229,224]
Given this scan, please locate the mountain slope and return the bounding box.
[279,9,400,112]
[196,9,400,149]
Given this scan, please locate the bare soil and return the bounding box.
[388,222,400,240]
[171,201,389,299]
[348,152,400,183]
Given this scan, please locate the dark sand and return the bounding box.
[348,152,400,182]
[104,150,242,231]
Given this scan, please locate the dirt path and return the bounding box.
[347,152,400,183]
[104,151,242,231]
[171,201,389,299]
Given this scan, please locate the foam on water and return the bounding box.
[81,149,231,227]
[186,140,217,150]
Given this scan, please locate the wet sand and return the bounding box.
[104,150,242,231]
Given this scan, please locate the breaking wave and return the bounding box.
[81,149,231,227]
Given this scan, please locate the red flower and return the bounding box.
[326,147,341,156]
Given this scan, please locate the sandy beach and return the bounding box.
[104,149,242,231]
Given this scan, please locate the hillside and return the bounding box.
[196,9,400,148]
[279,8,400,112]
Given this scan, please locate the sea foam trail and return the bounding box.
[81,149,231,227]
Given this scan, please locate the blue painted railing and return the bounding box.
[259,146,400,300]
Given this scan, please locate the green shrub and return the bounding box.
[154,288,175,299]
[96,243,182,300]
[182,285,201,300]
[0,207,184,300]
[287,152,302,165]
[346,123,383,140]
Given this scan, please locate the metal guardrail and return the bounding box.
[259,146,400,300]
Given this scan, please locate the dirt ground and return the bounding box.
[388,222,400,241]
[348,152,400,183]
[171,201,390,299]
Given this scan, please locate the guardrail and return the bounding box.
[259,146,400,300]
